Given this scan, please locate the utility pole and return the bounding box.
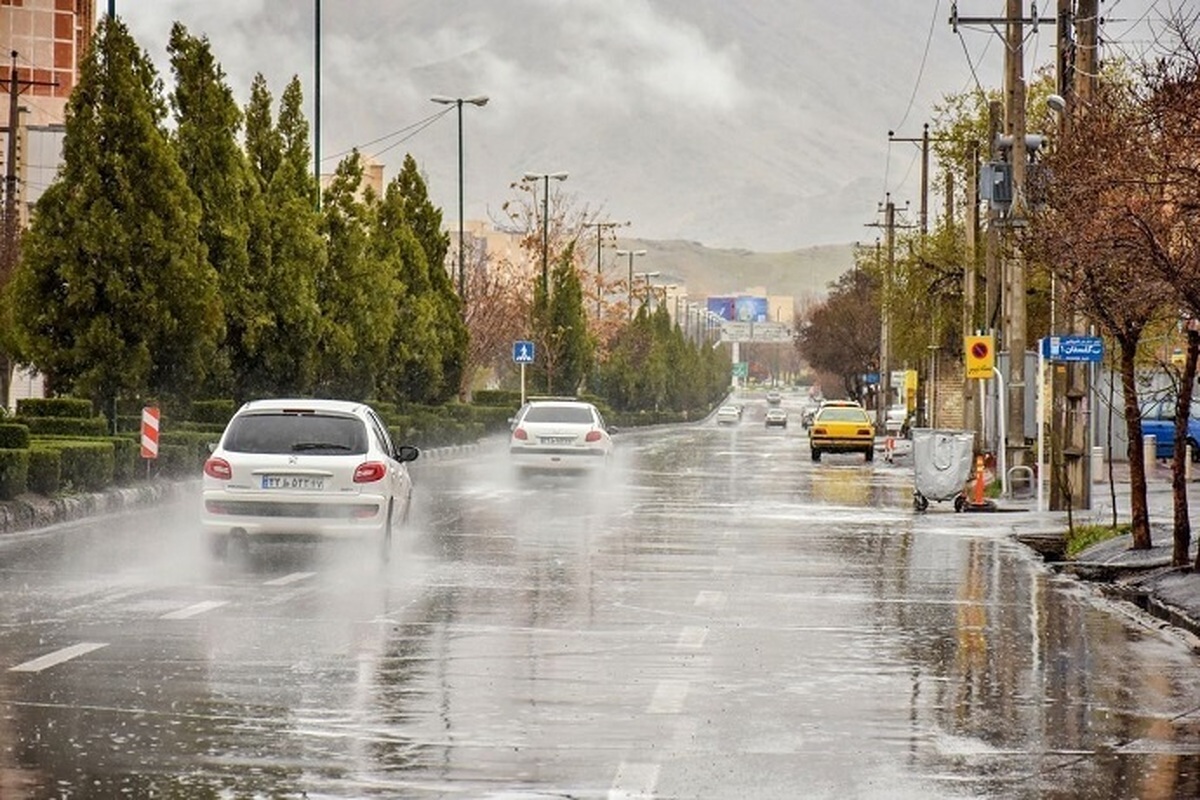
[963,139,981,446]
[1004,0,1029,477]
[1048,0,1097,510]
[864,197,913,430]
[584,220,621,319]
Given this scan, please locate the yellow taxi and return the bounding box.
[810,400,875,462]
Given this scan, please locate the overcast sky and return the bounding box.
[114,0,1170,252]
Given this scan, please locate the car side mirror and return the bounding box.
[396,445,420,463]
[608,426,619,435]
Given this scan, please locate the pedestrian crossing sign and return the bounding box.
[513,340,536,364]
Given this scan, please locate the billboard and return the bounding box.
[707,295,769,323]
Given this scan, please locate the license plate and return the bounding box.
[261,475,326,490]
[541,436,575,445]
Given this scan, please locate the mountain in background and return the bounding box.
[617,239,854,303]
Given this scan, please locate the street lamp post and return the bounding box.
[431,95,489,306]
[524,171,569,297]
[633,270,661,315]
[616,248,647,320]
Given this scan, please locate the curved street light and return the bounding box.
[431,95,489,307]
[523,171,569,297]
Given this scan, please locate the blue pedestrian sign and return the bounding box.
[512,340,536,364]
[1041,335,1103,363]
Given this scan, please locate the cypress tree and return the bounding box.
[9,17,220,416]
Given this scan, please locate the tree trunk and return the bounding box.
[1119,342,1153,549]
[0,353,10,415]
[1171,329,1199,566]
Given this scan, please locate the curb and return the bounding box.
[0,479,200,537]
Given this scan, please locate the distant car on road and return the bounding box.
[766,390,783,405]
[716,405,741,425]
[765,408,788,428]
[810,400,875,462]
[508,398,614,473]
[201,398,419,561]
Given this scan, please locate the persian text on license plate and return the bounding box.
[261,475,326,490]
[541,436,575,445]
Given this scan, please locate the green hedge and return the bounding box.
[27,448,60,495]
[0,448,29,500]
[16,397,93,418]
[155,444,195,479]
[18,416,109,437]
[54,441,115,492]
[0,423,30,449]
[473,390,522,407]
[189,399,235,425]
[107,436,140,483]
[160,430,217,471]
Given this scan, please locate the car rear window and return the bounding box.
[223,413,368,455]
[523,405,595,424]
[818,408,869,423]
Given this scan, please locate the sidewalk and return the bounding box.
[998,457,1200,641]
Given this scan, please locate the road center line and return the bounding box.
[609,761,660,799]
[263,571,317,587]
[646,679,690,714]
[160,600,229,620]
[676,626,708,649]
[9,642,108,673]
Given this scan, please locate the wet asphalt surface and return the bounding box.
[2,390,1200,799]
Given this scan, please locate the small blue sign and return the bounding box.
[863,372,880,385]
[512,340,536,364]
[1041,335,1104,363]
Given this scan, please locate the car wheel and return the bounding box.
[811,449,821,462]
[864,447,874,463]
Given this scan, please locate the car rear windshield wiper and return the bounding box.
[291,442,354,451]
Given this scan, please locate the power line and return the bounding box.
[321,106,453,163]
[893,0,942,133]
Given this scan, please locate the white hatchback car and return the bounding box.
[509,399,614,472]
[201,399,419,560]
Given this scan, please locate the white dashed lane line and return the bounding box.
[694,590,726,611]
[263,571,317,587]
[159,600,229,620]
[9,642,108,673]
[676,626,709,649]
[609,761,660,799]
[646,680,690,714]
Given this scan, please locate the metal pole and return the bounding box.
[314,0,321,209]
[541,175,550,297]
[457,98,465,303]
[627,252,633,320]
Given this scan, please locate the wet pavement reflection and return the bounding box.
[1,392,1199,798]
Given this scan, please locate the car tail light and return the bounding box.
[354,461,387,483]
[857,428,872,436]
[585,430,602,443]
[813,427,826,435]
[204,457,232,480]
[513,428,528,440]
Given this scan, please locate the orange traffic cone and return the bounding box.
[972,455,986,506]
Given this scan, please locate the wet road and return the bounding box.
[2,391,1200,798]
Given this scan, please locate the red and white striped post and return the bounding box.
[141,406,160,462]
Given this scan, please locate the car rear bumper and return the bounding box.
[811,437,873,452]
[201,489,391,538]
[510,447,609,471]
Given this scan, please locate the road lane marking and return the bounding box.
[159,600,228,620]
[9,642,108,673]
[263,571,317,587]
[694,590,726,610]
[609,761,660,799]
[676,626,708,649]
[647,680,689,714]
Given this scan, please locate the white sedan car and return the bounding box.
[716,405,741,425]
[509,399,614,473]
[201,399,419,560]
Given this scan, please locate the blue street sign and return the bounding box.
[512,340,536,364]
[1041,335,1103,362]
